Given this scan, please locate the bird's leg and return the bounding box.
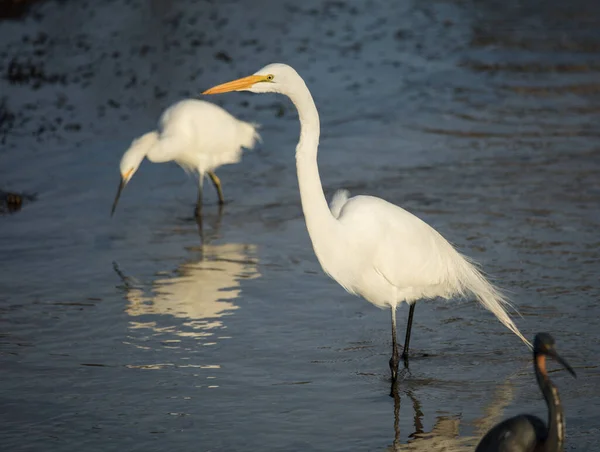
[195,209,205,243]
[195,177,204,218]
[389,306,400,382]
[390,378,401,446]
[401,303,416,362]
[207,171,225,205]
[407,389,424,435]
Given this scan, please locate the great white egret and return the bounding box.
[203,64,531,380]
[475,333,576,452]
[111,99,260,218]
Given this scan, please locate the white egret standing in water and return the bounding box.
[203,64,531,380]
[111,99,260,218]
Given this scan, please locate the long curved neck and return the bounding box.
[287,80,337,249]
[535,354,565,451]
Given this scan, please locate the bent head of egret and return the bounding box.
[111,132,158,216]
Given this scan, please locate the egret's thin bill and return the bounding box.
[111,178,126,217]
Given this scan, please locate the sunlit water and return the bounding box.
[1,0,599,450]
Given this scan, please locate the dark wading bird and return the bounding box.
[111,99,260,219]
[475,332,576,452]
[202,63,530,381]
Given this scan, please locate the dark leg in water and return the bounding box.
[195,207,204,242]
[401,303,416,362]
[208,171,225,205]
[389,306,399,381]
[195,178,204,218]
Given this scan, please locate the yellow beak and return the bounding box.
[122,168,134,182]
[203,75,269,94]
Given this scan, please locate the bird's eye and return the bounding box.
[266,74,274,81]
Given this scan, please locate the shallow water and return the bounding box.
[1,0,599,450]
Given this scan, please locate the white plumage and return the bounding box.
[204,64,530,380]
[111,99,260,217]
[327,194,512,311]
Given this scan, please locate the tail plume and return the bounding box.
[238,120,262,150]
[454,254,532,349]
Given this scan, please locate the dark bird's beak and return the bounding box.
[549,349,577,378]
[111,178,126,217]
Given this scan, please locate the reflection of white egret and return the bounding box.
[116,243,259,342]
[203,63,530,381]
[386,373,519,451]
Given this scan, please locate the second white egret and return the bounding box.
[203,64,531,381]
[111,99,260,217]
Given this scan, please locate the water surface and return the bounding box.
[1,0,599,450]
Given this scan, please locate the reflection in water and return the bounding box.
[387,370,519,451]
[195,204,224,244]
[115,242,260,345]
